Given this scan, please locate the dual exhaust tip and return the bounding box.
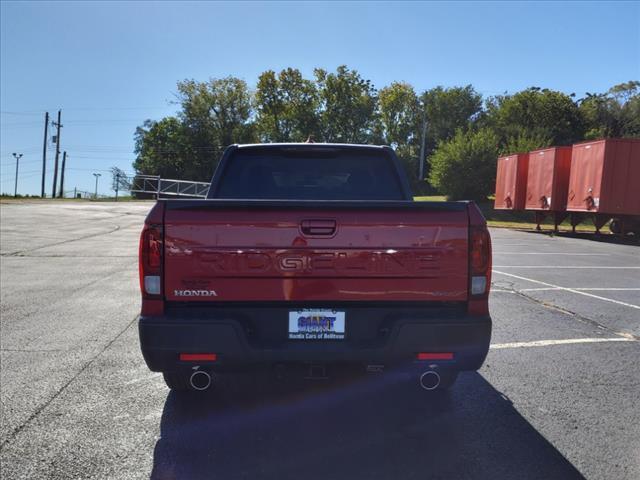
[188,369,442,391]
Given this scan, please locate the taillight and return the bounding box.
[139,224,163,298]
[469,226,491,296]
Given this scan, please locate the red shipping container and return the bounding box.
[494,153,529,210]
[525,146,572,211]
[567,139,640,215]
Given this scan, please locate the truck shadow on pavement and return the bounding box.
[151,372,585,480]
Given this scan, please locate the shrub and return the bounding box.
[428,128,499,201]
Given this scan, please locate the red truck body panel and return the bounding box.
[525,146,572,211]
[494,153,529,210]
[163,208,469,302]
[138,145,492,382]
[567,139,640,215]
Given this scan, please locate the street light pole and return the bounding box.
[12,153,23,197]
[93,173,101,199]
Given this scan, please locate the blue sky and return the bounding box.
[1,1,638,196]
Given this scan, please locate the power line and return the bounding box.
[0,158,43,167]
[0,171,42,183]
[1,121,44,126]
[62,144,224,150]
[68,156,136,161]
[1,155,138,167]
[0,146,42,154]
[0,111,43,116]
[66,167,133,173]
[63,144,138,149]
[2,106,173,114]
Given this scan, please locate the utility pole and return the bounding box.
[115,172,120,202]
[58,152,67,198]
[41,112,49,197]
[12,153,23,197]
[51,110,62,198]
[93,173,101,199]
[418,115,428,182]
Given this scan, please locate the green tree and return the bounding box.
[485,87,584,145]
[134,77,256,182]
[621,94,640,138]
[378,82,422,187]
[177,76,255,148]
[133,117,194,179]
[255,68,320,142]
[379,82,419,151]
[428,128,499,201]
[420,85,483,155]
[315,66,378,143]
[500,129,552,155]
[580,81,640,139]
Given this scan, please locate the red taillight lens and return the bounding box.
[139,224,163,297]
[470,227,490,274]
[469,226,492,297]
[146,229,161,269]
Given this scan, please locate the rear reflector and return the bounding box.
[471,276,487,295]
[179,353,217,362]
[417,352,454,360]
[144,275,161,295]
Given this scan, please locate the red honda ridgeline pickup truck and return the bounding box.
[138,143,492,392]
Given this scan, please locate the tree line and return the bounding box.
[132,66,639,200]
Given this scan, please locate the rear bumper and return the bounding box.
[139,303,491,372]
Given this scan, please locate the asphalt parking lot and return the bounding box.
[1,201,639,480]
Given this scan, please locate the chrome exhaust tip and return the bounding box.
[419,370,441,391]
[189,370,212,391]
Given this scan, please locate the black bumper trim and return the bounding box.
[139,307,491,372]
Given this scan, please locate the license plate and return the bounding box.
[288,310,345,340]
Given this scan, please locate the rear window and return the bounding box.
[213,147,406,200]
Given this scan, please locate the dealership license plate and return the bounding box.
[288,310,345,340]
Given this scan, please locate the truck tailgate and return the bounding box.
[163,202,469,302]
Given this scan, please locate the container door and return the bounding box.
[494,156,517,209]
[551,147,573,211]
[526,150,554,210]
[599,140,640,215]
[567,142,604,212]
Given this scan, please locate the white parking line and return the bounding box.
[493,253,609,256]
[518,287,562,291]
[491,337,635,349]
[574,288,640,291]
[495,244,553,246]
[492,270,640,310]
[493,266,640,269]
[519,287,640,292]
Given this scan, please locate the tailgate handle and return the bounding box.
[300,219,336,236]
